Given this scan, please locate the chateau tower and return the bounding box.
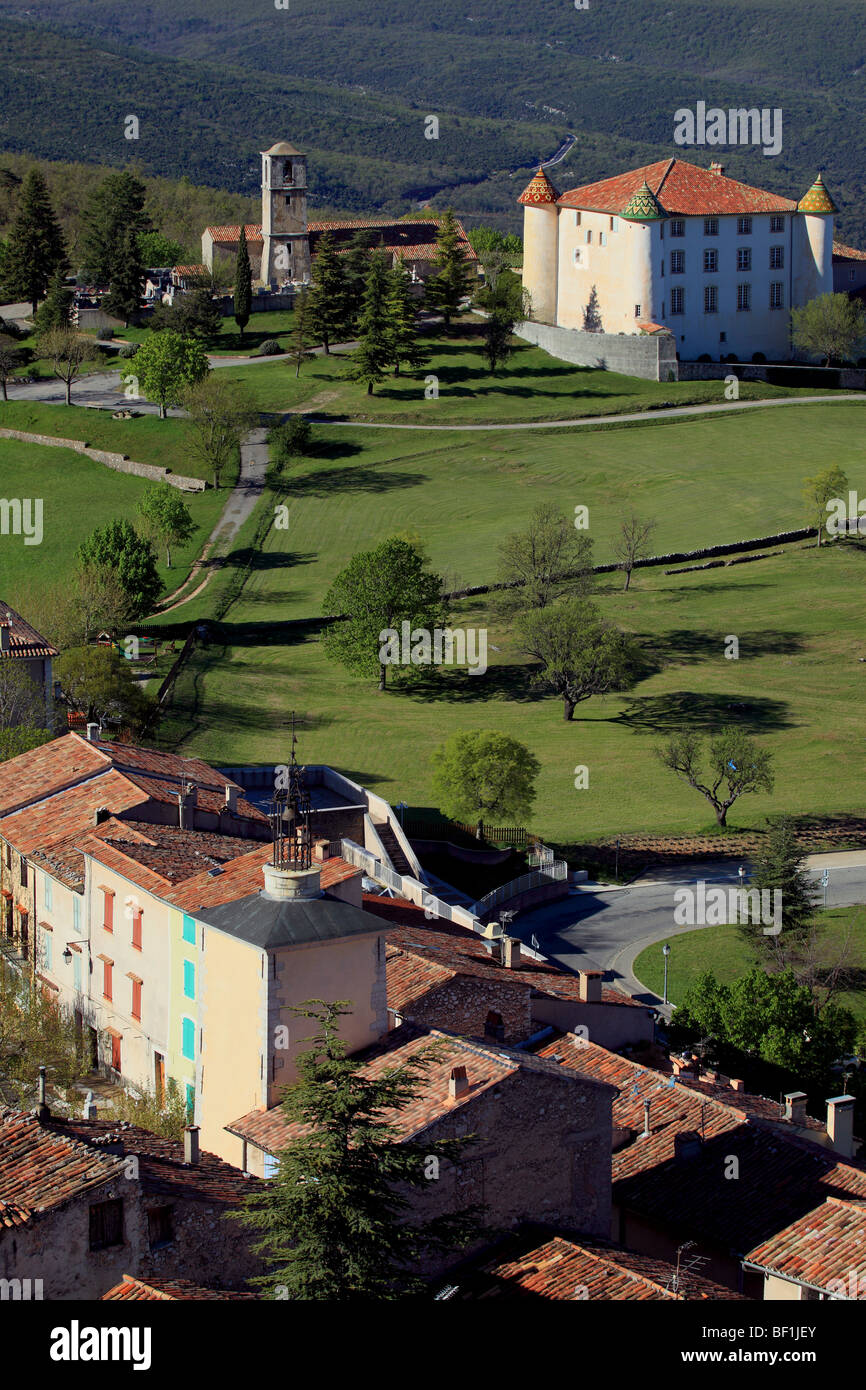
[519,167,560,324]
[793,172,837,306]
[260,140,311,286]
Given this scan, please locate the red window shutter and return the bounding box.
[104,891,113,933]
[103,960,112,1001]
[132,909,142,951]
[110,1033,121,1071]
[131,979,141,1021]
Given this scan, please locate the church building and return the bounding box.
[519,157,837,362]
[202,140,476,290]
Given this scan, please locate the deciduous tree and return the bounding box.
[803,464,850,546]
[37,327,98,406]
[76,518,163,618]
[182,374,254,487]
[613,513,657,591]
[497,503,594,611]
[518,599,639,721]
[790,292,866,366]
[431,729,540,838]
[135,329,209,418]
[658,727,774,827]
[137,483,196,568]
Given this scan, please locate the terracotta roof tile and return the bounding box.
[166,844,358,914]
[556,157,797,217]
[745,1197,866,1294]
[0,601,58,661]
[103,1274,255,1301]
[205,224,264,244]
[833,240,866,261]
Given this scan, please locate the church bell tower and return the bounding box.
[260,141,311,287]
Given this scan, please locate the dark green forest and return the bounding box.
[0,1,864,241]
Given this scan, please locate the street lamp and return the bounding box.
[662,942,671,1005]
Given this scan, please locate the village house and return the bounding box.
[743,1195,866,1301]
[0,1105,260,1300]
[520,157,837,363]
[0,603,58,731]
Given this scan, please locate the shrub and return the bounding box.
[697,353,712,363]
[752,351,767,364]
[255,338,284,356]
[100,328,115,341]
[269,415,312,464]
[119,342,140,359]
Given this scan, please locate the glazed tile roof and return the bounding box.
[745,1196,866,1295]
[622,180,666,221]
[371,896,645,1010]
[470,1234,746,1301]
[518,167,559,206]
[556,157,797,217]
[798,173,838,214]
[227,1025,609,1157]
[103,1274,255,1301]
[0,602,58,661]
[833,240,866,261]
[538,1040,866,1256]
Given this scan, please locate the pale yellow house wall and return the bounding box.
[555,209,652,333]
[521,205,559,324]
[764,1272,811,1300]
[198,928,266,1167]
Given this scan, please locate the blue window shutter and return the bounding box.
[182,1017,195,1060]
[183,960,195,999]
[182,914,196,944]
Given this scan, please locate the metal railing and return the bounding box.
[475,861,568,916]
[340,839,471,927]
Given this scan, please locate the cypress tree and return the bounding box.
[234,226,252,339]
[308,232,347,353]
[1,167,67,314]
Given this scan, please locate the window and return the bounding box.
[660,300,665,318]
[770,245,784,269]
[609,216,617,231]
[72,950,82,993]
[659,221,664,239]
[72,896,81,934]
[704,285,718,313]
[19,857,27,888]
[183,960,195,1000]
[770,215,785,233]
[599,231,607,246]
[43,874,53,913]
[703,249,718,272]
[770,282,784,309]
[130,976,142,1022]
[737,247,752,272]
[147,1205,175,1249]
[102,958,113,1001]
[182,1016,195,1061]
[42,926,52,972]
[574,210,581,226]
[182,914,196,945]
[131,908,142,951]
[585,229,593,244]
[670,219,685,237]
[89,1198,124,1251]
[102,888,114,933]
[737,217,752,235]
[737,283,752,312]
[670,251,685,274]
[185,1083,195,1120]
[484,1010,504,1042]
[719,331,727,343]
[850,268,857,282]
[670,286,685,315]
[704,218,718,236]
[660,259,665,276]
[573,247,584,266]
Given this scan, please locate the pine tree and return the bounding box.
[104,226,146,327]
[583,285,603,333]
[1,167,67,314]
[287,288,316,377]
[308,232,347,353]
[427,210,471,329]
[340,232,373,332]
[80,171,151,286]
[741,817,818,956]
[347,252,392,395]
[33,268,73,334]
[234,226,252,339]
[233,1000,483,1299]
[385,263,426,375]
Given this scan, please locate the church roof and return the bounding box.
[555,157,797,217]
[518,167,559,206]
[264,141,303,156]
[621,180,666,221]
[205,224,264,245]
[798,173,838,214]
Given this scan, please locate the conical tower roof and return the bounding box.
[518,166,559,206]
[797,172,837,214]
[621,180,666,221]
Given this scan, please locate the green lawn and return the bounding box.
[155,402,866,841]
[633,907,866,1027]
[0,436,232,608]
[116,309,296,356]
[221,323,833,424]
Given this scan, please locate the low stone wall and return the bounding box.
[515,319,679,382]
[0,428,205,492]
[678,361,866,389]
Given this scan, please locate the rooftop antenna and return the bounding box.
[270,711,311,872]
[667,1240,709,1296]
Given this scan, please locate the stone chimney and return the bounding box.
[178,782,198,830]
[224,784,238,814]
[729,1078,745,1092]
[501,936,521,969]
[578,970,602,1003]
[86,722,100,743]
[183,1124,201,1166]
[0,620,10,653]
[784,1091,808,1125]
[261,862,322,901]
[448,1066,469,1101]
[710,161,725,174]
[313,839,331,863]
[642,1098,652,1138]
[826,1095,856,1159]
[93,807,110,827]
[35,1065,51,1124]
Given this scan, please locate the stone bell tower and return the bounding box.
[260,141,311,287]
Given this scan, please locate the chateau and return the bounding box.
[519,157,837,362]
[202,140,475,289]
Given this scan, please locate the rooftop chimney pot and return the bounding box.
[224,785,238,814]
[448,1066,469,1100]
[501,935,521,969]
[578,970,603,1004]
[183,1124,200,1166]
[86,722,99,743]
[784,1090,808,1125]
[826,1095,856,1159]
[730,1078,745,1092]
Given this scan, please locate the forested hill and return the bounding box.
[1,0,865,242]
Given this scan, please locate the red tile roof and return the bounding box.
[0,1107,123,1224]
[556,157,796,217]
[0,601,58,661]
[538,1040,866,1255]
[473,1234,746,1300]
[103,1274,255,1301]
[166,843,358,913]
[0,734,109,816]
[745,1197,866,1295]
[833,240,866,262]
[205,224,264,244]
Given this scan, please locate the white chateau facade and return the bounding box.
[519,157,837,362]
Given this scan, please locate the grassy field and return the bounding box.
[155,402,866,841]
[223,325,826,424]
[116,310,298,357]
[633,907,866,1027]
[0,435,232,609]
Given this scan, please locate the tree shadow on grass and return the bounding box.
[635,627,805,671]
[391,662,543,705]
[279,465,427,498]
[213,617,328,648]
[656,580,771,603]
[615,690,794,734]
[221,548,318,572]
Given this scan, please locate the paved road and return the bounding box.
[512,855,866,1006]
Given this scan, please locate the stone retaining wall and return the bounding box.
[515,320,679,382]
[0,428,205,492]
